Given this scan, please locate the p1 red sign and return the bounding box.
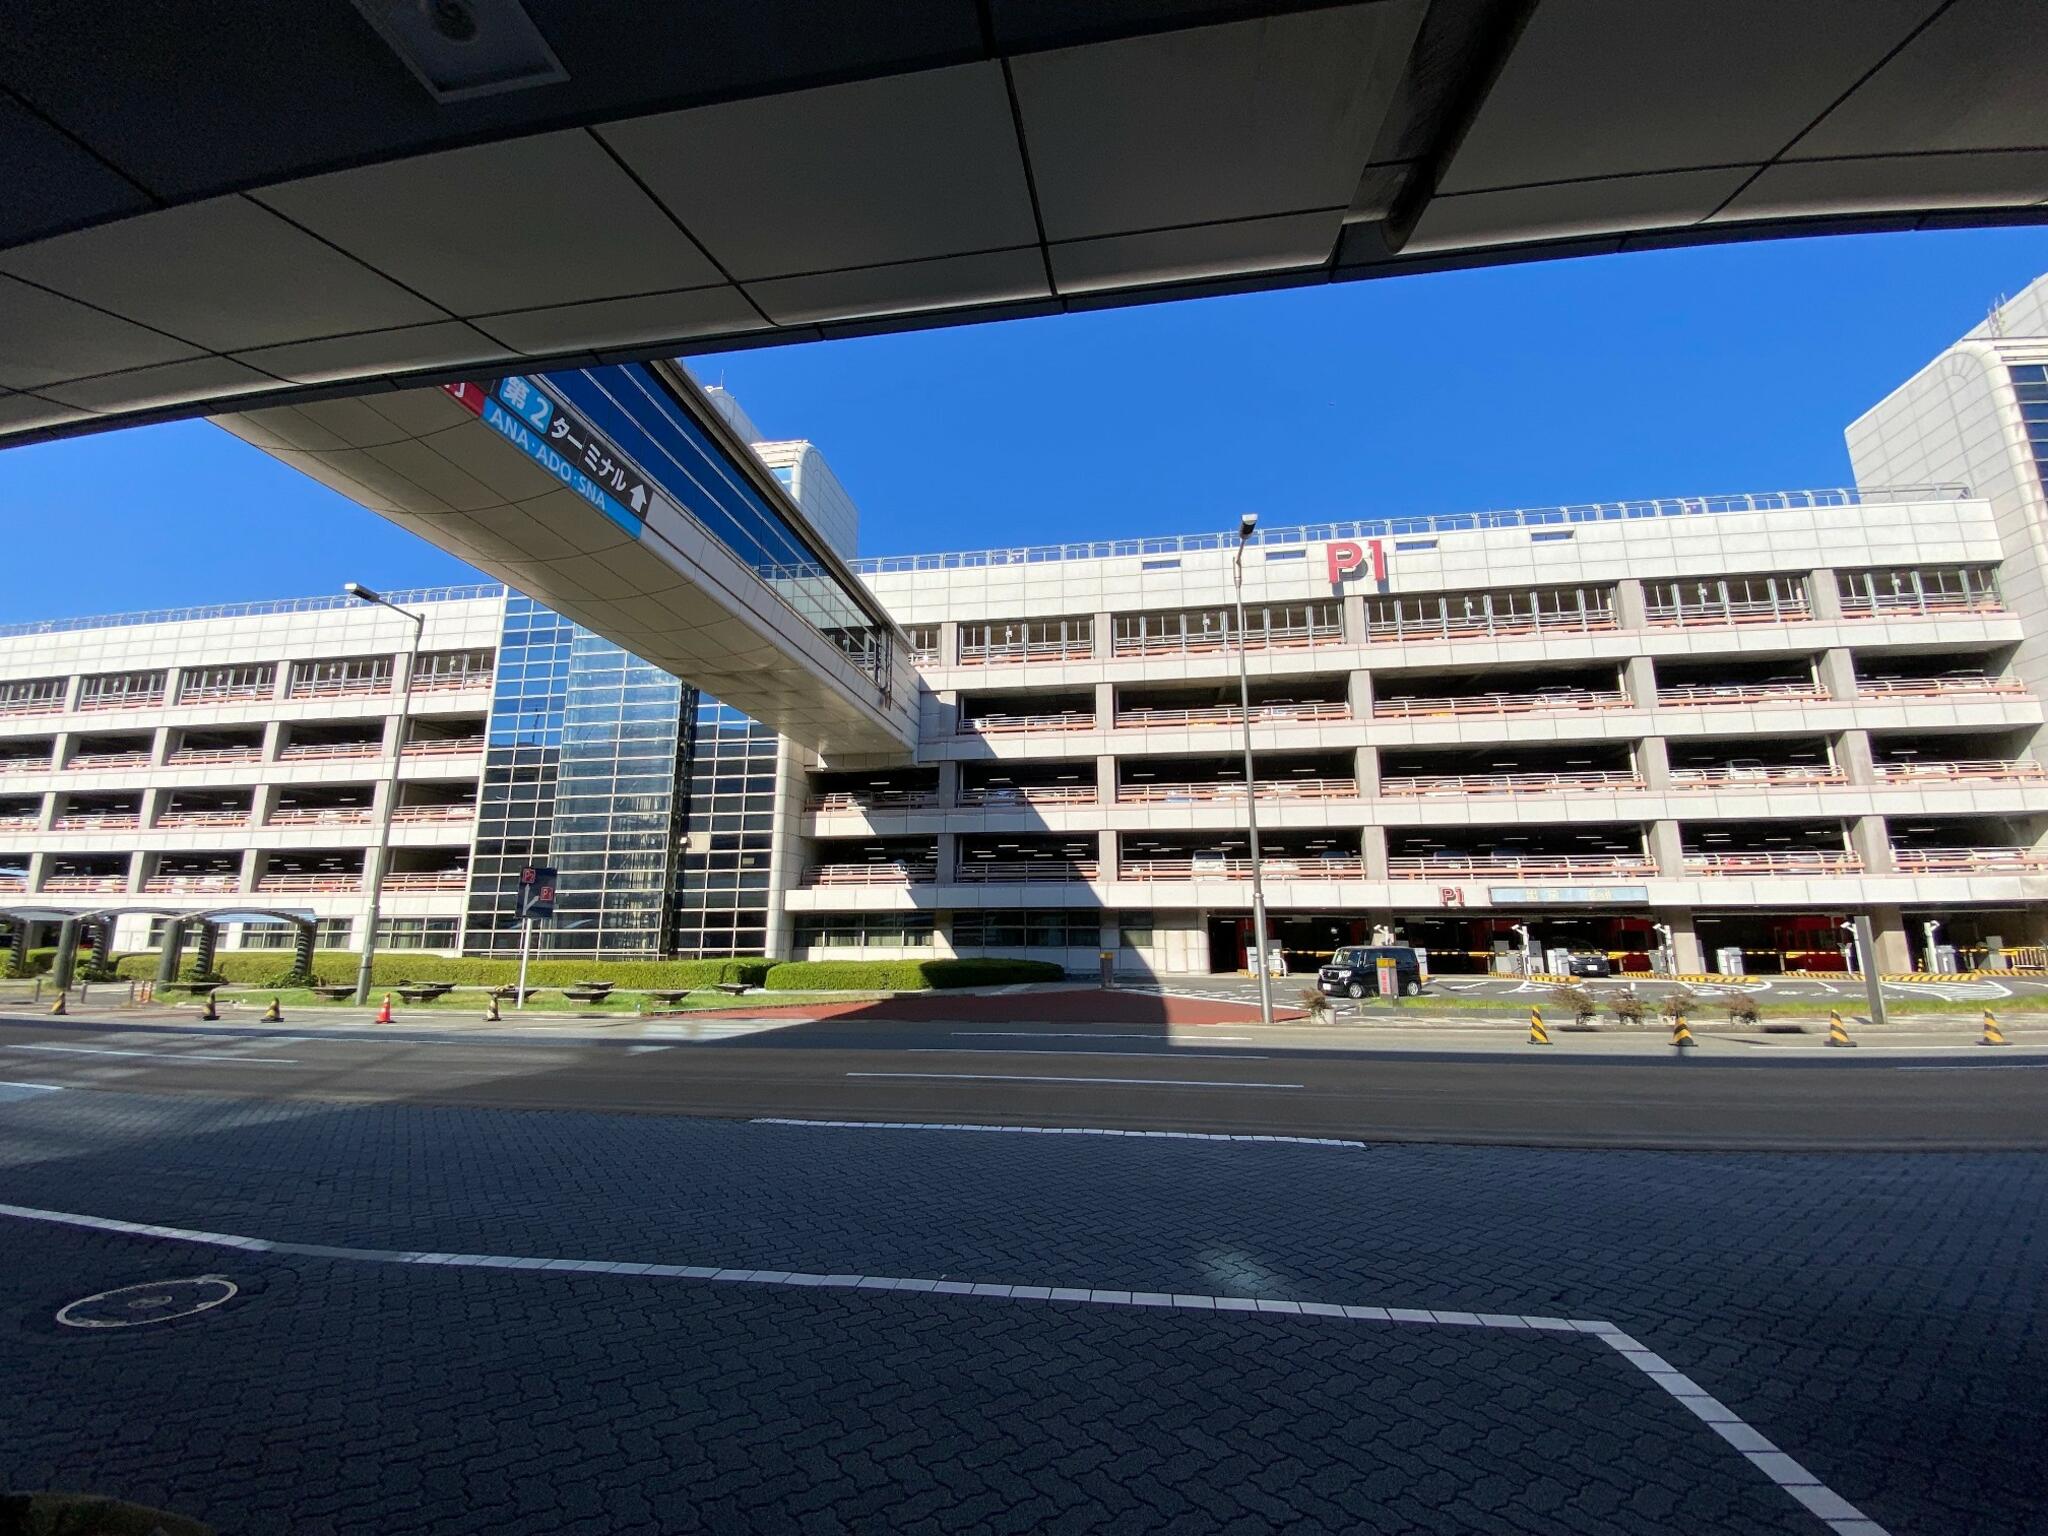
[1325,539,1387,587]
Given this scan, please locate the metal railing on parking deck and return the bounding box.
[959,712,1096,736]
[256,873,364,893]
[167,746,263,766]
[1117,856,1366,881]
[38,875,127,892]
[1682,851,1863,876]
[1839,595,2006,620]
[1654,684,1827,708]
[806,789,943,813]
[1115,701,1349,731]
[1643,599,1812,628]
[1856,676,2027,699]
[402,739,487,757]
[1116,778,1359,803]
[63,752,153,771]
[1874,759,2047,784]
[1667,765,1846,788]
[278,743,381,761]
[1386,854,1655,879]
[391,804,476,823]
[1111,621,1343,658]
[1374,689,1628,719]
[1889,847,2048,873]
[49,814,141,831]
[1378,770,1642,796]
[806,862,937,886]
[954,860,1100,883]
[957,639,1096,665]
[0,758,52,773]
[1363,612,1617,645]
[380,872,468,890]
[268,808,374,826]
[154,810,252,828]
[0,584,505,639]
[141,874,240,894]
[956,784,1099,808]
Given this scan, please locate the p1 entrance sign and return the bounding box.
[1326,539,1387,588]
[516,864,559,920]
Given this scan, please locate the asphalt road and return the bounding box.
[1,1012,2043,1150]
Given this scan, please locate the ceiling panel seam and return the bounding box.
[996,54,1058,296]
[1702,0,1957,222]
[241,193,462,324]
[0,82,164,206]
[578,128,776,330]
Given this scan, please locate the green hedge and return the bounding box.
[762,958,1064,991]
[112,951,772,989]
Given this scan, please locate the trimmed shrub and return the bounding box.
[1546,982,1599,1027]
[111,951,772,990]
[1725,993,1763,1027]
[1608,986,1647,1027]
[762,958,1064,992]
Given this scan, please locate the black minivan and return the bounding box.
[1317,944,1426,998]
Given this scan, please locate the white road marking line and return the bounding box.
[0,1199,1887,1535]
[908,1048,1272,1060]
[952,1032,1254,1041]
[752,1117,1368,1147]
[2,1043,300,1064]
[1900,1061,2048,1071]
[846,1071,1303,1089]
[0,1080,62,1091]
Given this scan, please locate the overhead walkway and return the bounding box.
[1,1,2044,442]
[216,361,915,757]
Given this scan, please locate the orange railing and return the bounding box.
[176,683,275,705]
[959,712,1096,736]
[1115,701,1349,730]
[955,860,1100,883]
[1684,851,1863,876]
[806,789,942,813]
[49,814,140,831]
[957,784,1099,807]
[1361,612,1616,644]
[0,758,51,773]
[392,804,475,823]
[1112,622,1342,659]
[155,810,252,828]
[0,875,26,891]
[958,639,1095,665]
[410,673,494,693]
[256,873,364,893]
[1374,689,1628,719]
[40,875,127,892]
[403,739,486,757]
[1655,684,1826,708]
[285,679,392,701]
[0,698,65,717]
[1839,595,2005,620]
[1875,759,2048,784]
[1388,854,1654,879]
[167,746,263,766]
[380,872,468,890]
[0,817,36,833]
[268,808,373,826]
[806,862,936,886]
[279,742,381,761]
[1890,847,2048,873]
[1668,765,1846,789]
[1117,778,1359,804]
[64,752,153,771]
[1118,855,1366,881]
[142,874,240,894]
[1856,676,2027,699]
[1644,599,1812,629]
[1379,770,1642,797]
[75,691,165,711]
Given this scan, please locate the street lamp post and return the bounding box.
[345,583,425,1006]
[1232,514,1274,1027]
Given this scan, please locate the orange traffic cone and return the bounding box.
[376,993,393,1024]
[262,995,283,1022]
[1669,1011,1696,1049]
[47,989,66,1016]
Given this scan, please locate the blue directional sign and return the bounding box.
[473,375,648,535]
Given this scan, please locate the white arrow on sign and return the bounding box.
[629,484,648,513]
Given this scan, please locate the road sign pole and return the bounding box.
[1852,914,1887,1026]
[516,916,533,1009]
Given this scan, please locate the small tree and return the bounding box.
[1608,986,1646,1027]
[1659,986,1699,1024]
[1725,992,1762,1027]
[1547,982,1599,1027]
[1299,985,1333,1024]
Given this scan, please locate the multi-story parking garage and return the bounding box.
[5,277,2048,979]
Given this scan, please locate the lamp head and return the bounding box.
[344,581,382,605]
[1237,513,1258,541]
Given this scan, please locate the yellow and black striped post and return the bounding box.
[1981,1009,2010,1047]
[483,990,502,1023]
[47,988,66,1016]
[262,995,283,1022]
[200,990,219,1022]
[1669,1010,1696,1049]
[1825,1009,1856,1048]
[1528,1006,1551,1046]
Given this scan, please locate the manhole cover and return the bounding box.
[56,1276,239,1329]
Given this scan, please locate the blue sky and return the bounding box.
[5,226,2047,623]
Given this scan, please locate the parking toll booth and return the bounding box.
[1376,957,1400,997]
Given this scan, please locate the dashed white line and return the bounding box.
[952,1032,1255,1041]
[846,1071,1303,1089]
[753,1117,1367,1147]
[908,1048,1271,1060]
[2,1042,301,1064]
[0,1080,62,1091]
[0,1199,1887,1534]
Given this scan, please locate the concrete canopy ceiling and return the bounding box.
[1,0,2043,443]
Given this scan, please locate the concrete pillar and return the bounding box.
[1614,578,1648,630]
[1362,824,1389,882]
[1097,754,1118,805]
[148,724,173,766]
[1094,681,1115,730]
[934,832,957,884]
[1867,904,1912,974]
[50,918,79,991]
[1637,736,1670,789]
[1092,611,1113,661]
[154,919,184,984]
[261,719,286,761]
[1818,647,1858,700]
[1624,656,1659,710]
[1355,744,1379,798]
[938,620,960,667]
[251,783,282,826]
[1848,815,1892,874]
[1096,829,1115,882]
[124,849,146,896]
[237,848,264,892]
[25,852,48,893]
[1808,569,1843,621]
[33,788,55,832]
[935,760,961,807]
[50,731,73,771]
[1649,819,1686,878]
[1837,729,1876,785]
[1663,909,1704,973]
[1340,592,1367,647]
[1346,669,1372,721]
[763,736,810,962]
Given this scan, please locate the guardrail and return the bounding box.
[39,875,127,892]
[0,583,505,639]
[1874,759,2048,783]
[255,874,364,892]
[391,804,475,823]
[278,744,381,761]
[957,785,1099,807]
[284,680,395,701]
[1115,701,1349,730]
[957,640,1096,666]
[1856,676,2028,698]
[0,817,37,833]
[49,814,140,831]
[63,753,153,771]
[806,862,937,886]
[1387,854,1655,878]
[402,739,487,757]
[0,701,65,718]
[1839,597,2006,620]
[1682,851,1863,875]
[166,747,264,765]
[1644,600,1813,629]
[1378,770,1642,796]
[1655,685,1827,708]
[409,673,494,694]
[175,685,276,705]
[807,790,943,813]
[0,876,26,891]
[141,874,241,894]
[1111,623,1342,658]
[0,759,52,773]
[954,860,1100,883]
[1118,856,1366,881]
[268,808,373,826]
[1889,847,2048,873]
[1667,765,1846,788]
[1374,689,1629,719]
[847,486,1971,575]
[1363,613,1617,644]
[1117,778,1359,803]
[154,811,252,828]
[380,872,468,890]
[74,692,167,712]
[959,713,1097,736]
